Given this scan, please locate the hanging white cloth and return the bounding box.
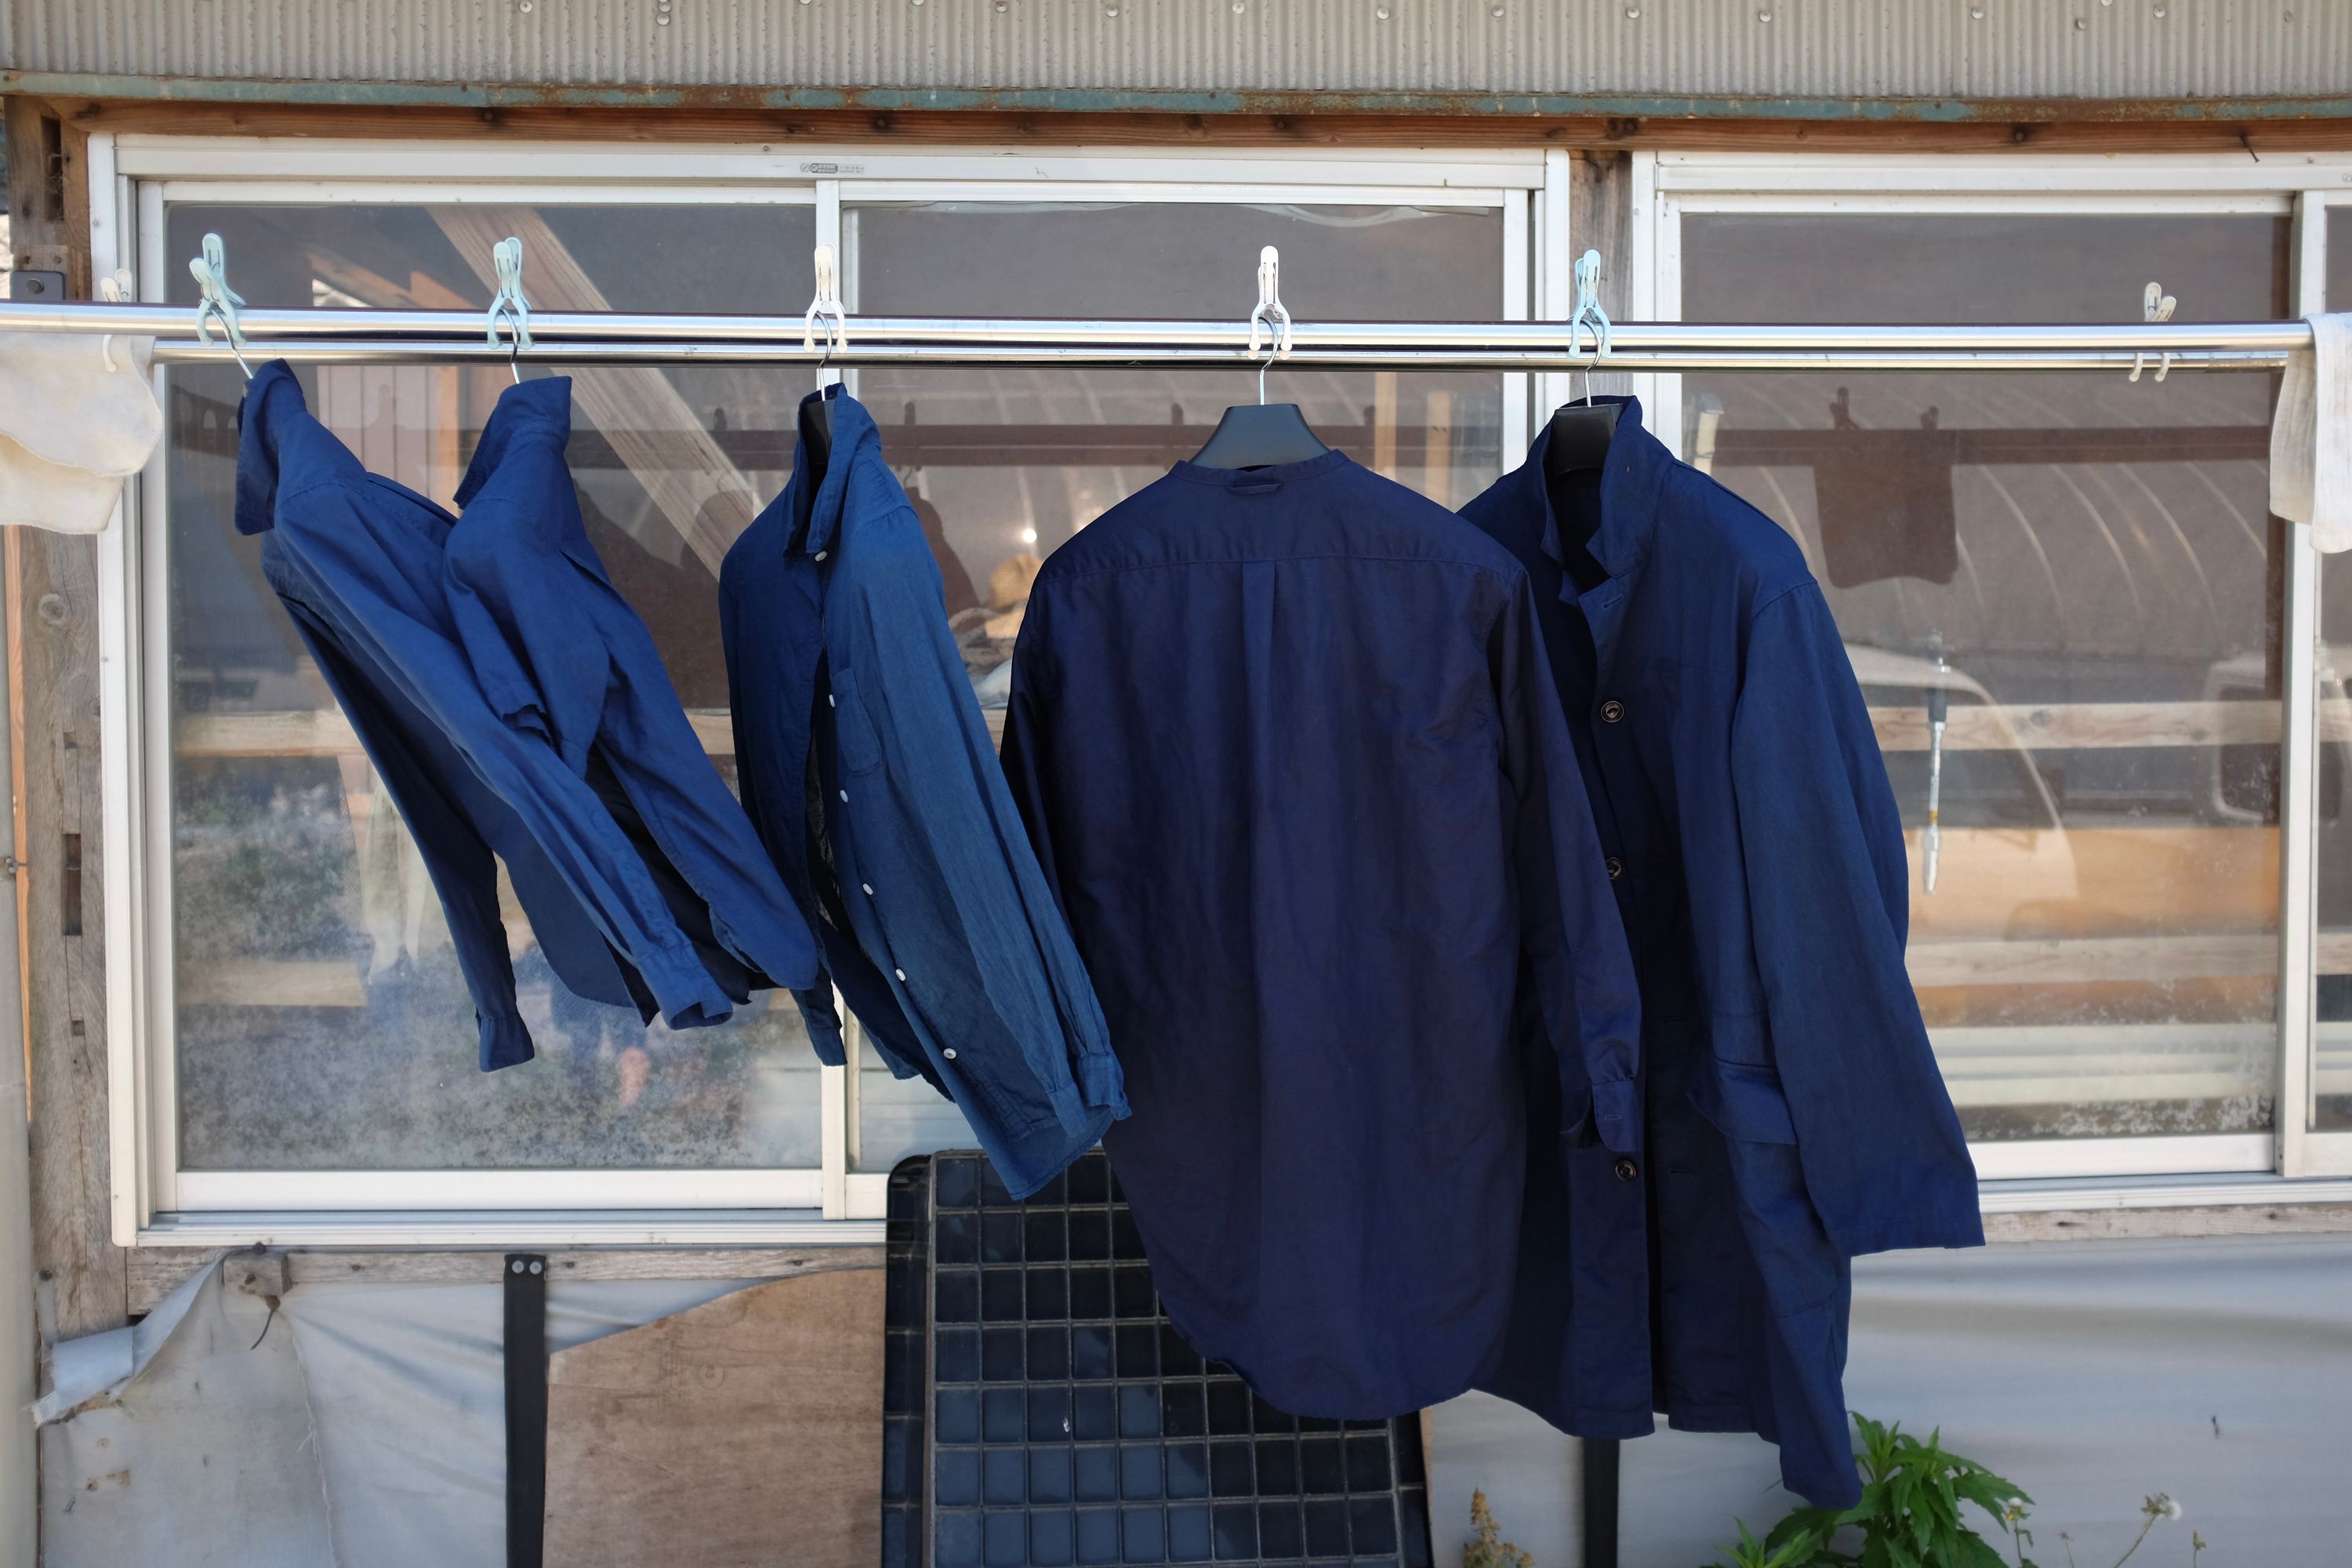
[2270,311,2352,554]
[0,326,162,535]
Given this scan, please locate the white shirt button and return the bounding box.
[839,789,849,803]
[894,967,907,982]
[814,550,828,561]
[942,1047,958,1060]
[862,884,874,895]
[828,693,836,707]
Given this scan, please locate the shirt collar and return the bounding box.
[1512,394,1674,597]
[786,385,876,558]
[454,375,574,510]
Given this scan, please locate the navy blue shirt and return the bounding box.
[720,389,1126,1198]
[1001,450,1641,1417]
[1459,400,1981,1508]
[236,361,798,1067]
[444,376,818,1016]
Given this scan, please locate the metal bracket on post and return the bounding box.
[504,1253,549,1568]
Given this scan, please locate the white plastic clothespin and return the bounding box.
[188,232,253,380]
[2130,280,2178,383]
[485,237,533,383]
[95,267,136,373]
[1570,248,1613,404]
[804,243,848,390]
[1247,245,1294,404]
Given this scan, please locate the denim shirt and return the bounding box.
[720,389,1126,1198]
[1458,398,1982,1508]
[443,376,818,1015]
[234,362,793,1067]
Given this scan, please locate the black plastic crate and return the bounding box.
[884,1150,1434,1568]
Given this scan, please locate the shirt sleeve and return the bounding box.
[850,554,1127,1127]
[1494,575,1644,1156]
[1730,583,1984,1256]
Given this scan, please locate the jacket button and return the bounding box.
[1613,1157,1639,1181]
[1605,855,1624,880]
[1600,699,1625,723]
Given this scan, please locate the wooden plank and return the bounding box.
[173,705,734,758]
[543,1269,886,1568]
[288,1245,887,1289]
[1982,1203,2352,1243]
[34,96,2352,155]
[172,699,2335,761]
[18,527,122,1348]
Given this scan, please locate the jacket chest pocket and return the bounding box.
[831,665,885,776]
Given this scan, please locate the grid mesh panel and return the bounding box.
[893,1150,1434,1568]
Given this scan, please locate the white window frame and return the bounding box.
[1639,151,2352,1184]
[94,136,1543,1245]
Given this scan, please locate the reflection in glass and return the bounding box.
[1684,212,2288,1143]
[843,201,1510,1171]
[2313,206,2352,1131]
[165,201,822,1171]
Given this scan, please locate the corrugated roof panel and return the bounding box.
[2,0,2347,103]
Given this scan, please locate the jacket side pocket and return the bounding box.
[831,664,886,775]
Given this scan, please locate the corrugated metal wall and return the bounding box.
[2,0,2347,103]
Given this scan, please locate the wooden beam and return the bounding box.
[33,96,2352,156]
[18,528,121,1348]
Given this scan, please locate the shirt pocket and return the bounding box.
[1686,1058,1798,1145]
[831,664,886,777]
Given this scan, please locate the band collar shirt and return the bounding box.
[1000,448,1641,1419]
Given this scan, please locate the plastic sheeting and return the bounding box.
[38,1267,760,1568]
[33,1232,2352,1567]
[1432,1233,2352,1566]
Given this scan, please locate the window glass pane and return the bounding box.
[165,201,822,1171]
[843,200,1509,1171]
[1683,212,2288,1145]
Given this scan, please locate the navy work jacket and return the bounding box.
[236,361,800,1069]
[1457,399,1984,1508]
[1001,449,1642,1420]
[719,389,1127,1198]
[445,376,817,1018]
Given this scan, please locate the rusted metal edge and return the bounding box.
[7,72,2352,125]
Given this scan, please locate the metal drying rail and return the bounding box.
[0,299,2310,373]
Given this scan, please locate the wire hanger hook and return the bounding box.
[1247,245,1294,405]
[188,232,253,381]
[1569,248,1613,405]
[804,243,848,391]
[485,237,533,384]
[2129,280,2177,383]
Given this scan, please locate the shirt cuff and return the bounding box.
[1588,1076,1641,1155]
[1073,1051,1131,1121]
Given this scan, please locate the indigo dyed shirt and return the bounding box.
[1458,399,1982,1509]
[443,376,817,1016]
[1001,449,1642,1419]
[720,389,1126,1198]
[236,361,796,1069]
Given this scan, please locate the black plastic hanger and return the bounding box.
[800,383,837,478]
[1544,400,1619,476]
[1192,401,1329,470]
[1191,245,1332,471]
